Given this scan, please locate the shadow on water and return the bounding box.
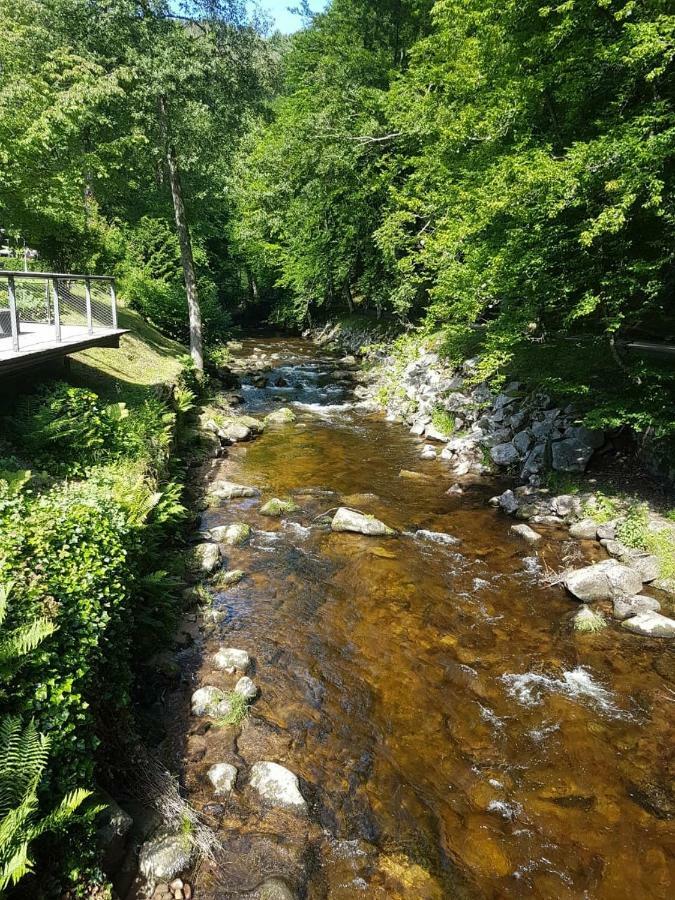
[186,338,674,899]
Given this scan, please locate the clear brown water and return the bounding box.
[188,338,674,899]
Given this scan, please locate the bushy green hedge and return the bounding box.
[0,378,193,892]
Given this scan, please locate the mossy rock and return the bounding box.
[265,407,297,425]
[260,498,299,517]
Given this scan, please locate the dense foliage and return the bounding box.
[0,372,197,894]
[232,0,675,435]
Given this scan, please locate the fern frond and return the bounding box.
[29,789,93,837]
[0,839,31,892]
[0,617,56,673]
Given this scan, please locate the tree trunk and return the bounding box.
[158,95,204,372]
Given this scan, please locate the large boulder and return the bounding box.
[249,762,307,811]
[489,442,519,467]
[138,828,193,884]
[331,507,395,536]
[510,523,542,545]
[551,437,594,473]
[621,611,675,638]
[563,560,643,602]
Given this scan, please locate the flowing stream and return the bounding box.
[184,338,673,899]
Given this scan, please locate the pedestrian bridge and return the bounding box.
[0,271,127,375]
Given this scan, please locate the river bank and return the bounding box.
[131,335,674,900]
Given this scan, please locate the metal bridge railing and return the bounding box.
[0,271,117,353]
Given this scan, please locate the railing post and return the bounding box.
[45,279,51,324]
[7,275,20,352]
[51,277,62,342]
[109,280,118,329]
[85,278,93,334]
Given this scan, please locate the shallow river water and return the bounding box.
[186,338,674,899]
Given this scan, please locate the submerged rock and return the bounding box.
[213,569,246,588]
[214,648,251,672]
[207,763,238,795]
[265,407,297,425]
[510,523,542,545]
[260,498,299,517]
[191,686,232,718]
[414,529,460,545]
[249,761,307,811]
[621,611,675,638]
[139,828,193,884]
[331,507,396,536]
[563,560,643,602]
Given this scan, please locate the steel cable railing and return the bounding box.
[0,271,117,354]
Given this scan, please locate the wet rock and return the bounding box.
[189,543,221,575]
[208,480,259,501]
[214,648,250,672]
[447,483,463,495]
[490,442,519,467]
[249,762,307,811]
[495,489,519,515]
[569,518,598,540]
[207,762,238,795]
[420,444,437,460]
[414,529,460,545]
[234,676,258,700]
[260,498,299,517]
[410,420,427,436]
[612,595,661,621]
[221,422,251,443]
[191,686,233,718]
[331,507,396,536]
[217,523,252,546]
[563,560,643,602]
[256,877,297,900]
[510,523,542,544]
[213,569,246,588]
[139,829,193,885]
[621,611,675,638]
[265,407,297,425]
[399,469,433,481]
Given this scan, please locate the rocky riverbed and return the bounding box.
[119,335,673,900]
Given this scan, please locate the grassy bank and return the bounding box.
[0,308,196,896]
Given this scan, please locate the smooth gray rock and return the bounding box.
[138,828,193,883]
[490,442,519,467]
[189,543,221,574]
[249,762,307,811]
[510,523,542,544]
[214,648,250,672]
[613,595,661,621]
[424,424,450,442]
[234,676,258,701]
[621,611,675,638]
[191,686,232,718]
[569,518,598,540]
[596,522,617,540]
[331,507,395,536]
[207,763,238,795]
[626,553,660,583]
[563,560,643,602]
[420,444,438,460]
[209,480,259,501]
[414,529,461,545]
[220,422,251,443]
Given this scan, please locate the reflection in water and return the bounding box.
[192,338,674,899]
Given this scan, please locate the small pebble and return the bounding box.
[170,880,184,892]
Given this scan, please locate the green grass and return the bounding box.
[69,305,186,404]
[213,691,249,728]
[574,608,607,633]
[430,406,455,436]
